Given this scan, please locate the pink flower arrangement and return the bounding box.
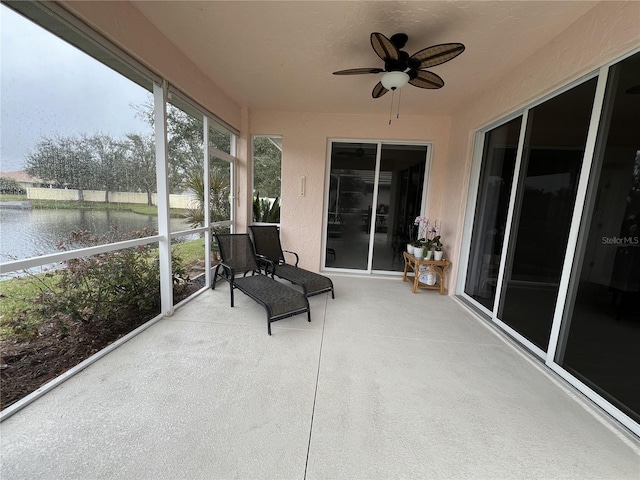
[413,217,442,249]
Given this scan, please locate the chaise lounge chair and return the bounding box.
[212,233,311,335]
[249,225,335,299]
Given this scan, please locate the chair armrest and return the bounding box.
[216,262,236,283]
[283,250,299,267]
[255,254,276,277]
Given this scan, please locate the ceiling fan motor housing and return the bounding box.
[332,31,464,98]
[385,51,412,72]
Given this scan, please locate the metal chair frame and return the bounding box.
[212,233,310,335]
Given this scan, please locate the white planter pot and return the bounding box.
[425,250,433,260]
[434,250,443,261]
[407,244,414,255]
[413,246,425,258]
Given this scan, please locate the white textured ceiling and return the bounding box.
[131,1,598,116]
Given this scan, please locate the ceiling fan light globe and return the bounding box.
[381,71,410,90]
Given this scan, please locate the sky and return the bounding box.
[0,4,152,172]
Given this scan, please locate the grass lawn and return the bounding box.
[0,272,59,338]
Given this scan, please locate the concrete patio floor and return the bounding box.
[1,275,638,479]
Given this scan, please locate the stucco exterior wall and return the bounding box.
[249,111,451,272]
[443,1,640,291]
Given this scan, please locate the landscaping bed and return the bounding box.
[0,277,203,411]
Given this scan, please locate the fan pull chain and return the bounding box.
[397,88,402,119]
[388,89,395,125]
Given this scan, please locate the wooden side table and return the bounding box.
[402,251,451,295]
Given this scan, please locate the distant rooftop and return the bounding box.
[0,170,42,184]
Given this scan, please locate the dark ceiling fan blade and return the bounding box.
[372,82,389,98]
[409,43,465,69]
[333,68,385,75]
[370,32,399,62]
[409,70,445,89]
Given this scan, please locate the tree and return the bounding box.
[125,134,156,206]
[253,136,281,198]
[26,134,133,202]
[134,100,223,195]
[23,100,230,206]
[183,166,231,228]
[252,136,281,223]
[88,134,128,202]
[133,99,235,220]
[0,177,25,194]
[26,135,94,200]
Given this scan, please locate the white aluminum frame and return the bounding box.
[154,81,174,316]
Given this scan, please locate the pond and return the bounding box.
[0,206,193,265]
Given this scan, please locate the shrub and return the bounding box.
[253,192,280,223]
[0,177,26,195]
[7,227,190,340]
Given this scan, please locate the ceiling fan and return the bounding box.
[333,32,465,99]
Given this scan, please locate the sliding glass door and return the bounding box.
[498,78,598,352]
[464,117,521,311]
[462,51,640,433]
[464,77,597,352]
[325,142,377,270]
[555,52,640,425]
[325,142,428,273]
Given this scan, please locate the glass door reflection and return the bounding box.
[371,145,427,272]
[325,142,428,272]
[556,52,640,424]
[326,143,376,270]
[498,78,598,351]
[464,118,521,310]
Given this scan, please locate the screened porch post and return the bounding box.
[154,81,173,315]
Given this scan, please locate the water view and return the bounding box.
[0,207,192,263]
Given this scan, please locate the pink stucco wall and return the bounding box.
[249,111,452,271]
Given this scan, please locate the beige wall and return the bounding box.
[249,111,451,271]
[443,1,640,290]
[27,187,196,209]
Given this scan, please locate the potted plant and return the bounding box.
[412,238,426,258]
[433,235,443,260]
[422,238,433,259]
[410,216,430,258]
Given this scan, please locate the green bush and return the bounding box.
[0,177,26,195]
[6,227,190,340]
[253,192,280,223]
